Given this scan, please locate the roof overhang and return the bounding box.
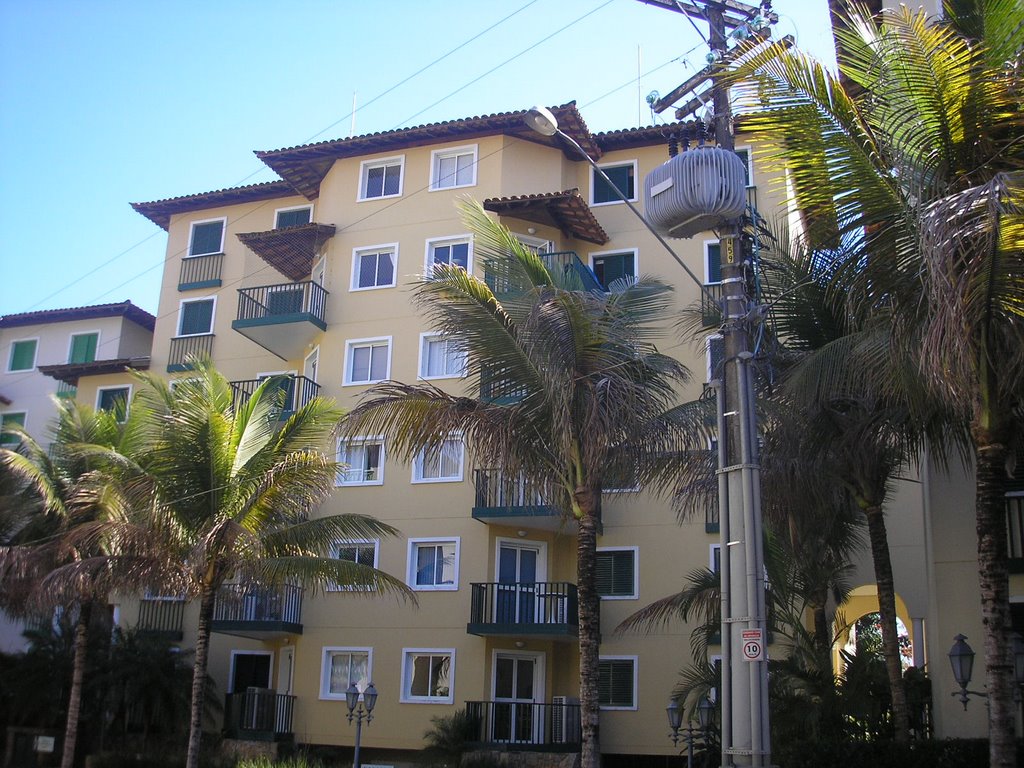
[0,301,155,332]
[236,223,337,281]
[37,357,151,385]
[256,103,601,199]
[131,181,298,230]
[483,189,609,245]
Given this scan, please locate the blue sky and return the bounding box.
[0,0,835,316]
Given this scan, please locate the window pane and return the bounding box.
[190,221,223,256]
[351,347,371,381]
[455,153,474,185]
[411,655,432,696]
[369,345,388,381]
[376,251,394,286]
[9,340,37,371]
[180,300,214,335]
[365,166,384,198]
[98,388,129,420]
[450,243,469,269]
[383,164,401,196]
[416,546,438,585]
[358,253,378,288]
[437,155,457,188]
[593,164,634,204]
[592,253,634,291]
[276,208,311,228]
[69,333,98,364]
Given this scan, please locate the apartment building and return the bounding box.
[0,301,154,652]
[126,100,1020,757]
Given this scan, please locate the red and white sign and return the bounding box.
[741,629,764,662]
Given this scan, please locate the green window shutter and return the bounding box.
[707,243,722,283]
[9,340,37,371]
[596,550,635,597]
[180,300,214,336]
[593,164,635,204]
[598,659,635,707]
[69,333,98,364]
[1,412,26,445]
[276,208,311,229]
[592,253,635,291]
[189,221,224,256]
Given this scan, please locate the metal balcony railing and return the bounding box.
[540,251,603,293]
[223,689,295,740]
[136,598,185,638]
[230,376,320,416]
[179,253,223,290]
[701,283,724,328]
[235,280,327,325]
[473,469,553,510]
[168,334,214,372]
[213,584,303,626]
[469,582,578,629]
[56,381,77,399]
[465,700,581,748]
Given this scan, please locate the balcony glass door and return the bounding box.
[492,653,542,744]
[496,540,545,624]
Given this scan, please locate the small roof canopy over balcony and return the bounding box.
[483,189,609,246]
[236,223,337,282]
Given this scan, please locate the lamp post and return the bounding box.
[668,696,715,768]
[345,682,377,768]
[525,104,769,768]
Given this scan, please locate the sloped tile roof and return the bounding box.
[0,301,155,331]
[131,180,298,230]
[483,189,609,245]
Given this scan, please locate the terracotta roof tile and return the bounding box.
[131,180,298,230]
[484,189,609,245]
[0,301,155,331]
[37,357,151,385]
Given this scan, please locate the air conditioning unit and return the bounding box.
[551,696,580,743]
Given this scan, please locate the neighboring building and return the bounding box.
[0,300,154,652]
[126,100,1020,758]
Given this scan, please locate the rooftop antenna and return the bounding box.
[350,92,357,138]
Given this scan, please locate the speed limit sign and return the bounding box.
[741,629,764,662]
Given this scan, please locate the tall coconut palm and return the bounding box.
[129,362,412,768]
[342,199,692,768]
[0,399,139,768]
[727,3,1024,763]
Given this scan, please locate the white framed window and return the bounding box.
[589,249,637,291]
[598,656,638,710]
[419,334,466,380]
[430,145,478,191]
[68,331,100,364]
[336,438,385,486]
[401,648,455,703]
[351,243,398,291]
[177,297,216,337]
[343,337,392,386]
[188,217,226,257]
[328,540,380,591]
[710,544,721,574]
[735,146,754,187]
[426,236,472,274]
[591,160,638,206]
[595,546,639,600]
[320,647,372,700]
[275,205,312,229]
[706,334,724,383]
[96,385,131,422]
[412,437,464,483]
[407,537,460,591]
[358,156,404,201]
[704,240,722,285]
[0,411,26,446]
[7,338,38,372]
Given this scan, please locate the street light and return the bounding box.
[950,633,1024,710]
[668,696,715,768]
[345,682,377,768]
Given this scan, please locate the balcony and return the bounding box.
[223,689,295,742]
[136,598,185,641]
[485,251,603,296]
[232,281,327,360]
[179,253,223,291]
[465,700,581,750]
[468,582,578,640]
[230,375,320,419]
[211,584,303,638]
[55,381,77,399]
[701,283,723,328]
[168,334,214,372]
[472,469,564,531]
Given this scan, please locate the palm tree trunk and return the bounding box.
[862,505,910,743]
[974,439,1014,768]
[185,587,216,768]
[575,484,601,768]
[61,601,92,768]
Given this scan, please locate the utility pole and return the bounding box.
[636,2,773,765]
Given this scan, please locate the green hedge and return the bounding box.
[775,738,1020,768]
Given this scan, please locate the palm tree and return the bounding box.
[342,199,692,768]
[727,4,1024,763]
[128,362,412,768]
[0,400,137,768]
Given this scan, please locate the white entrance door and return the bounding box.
[492,652,544,744]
